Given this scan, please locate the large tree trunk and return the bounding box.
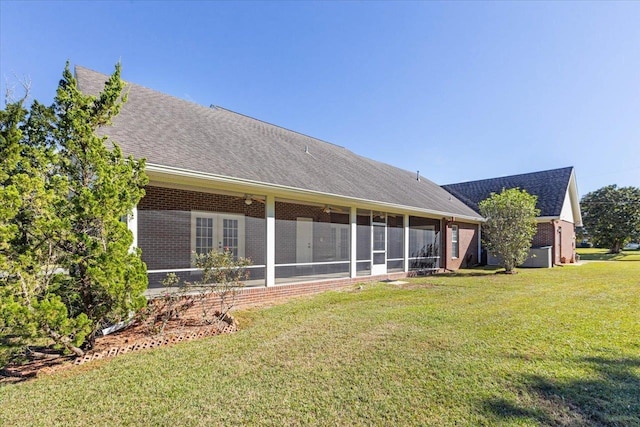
[45,325,85,357]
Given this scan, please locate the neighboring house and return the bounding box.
[76,66,484,293]
[443,167,583,266]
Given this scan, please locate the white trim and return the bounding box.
[148,265,266,274]
[266,195,275,286]
[568,168,583,226]
[350,207,357,278]
[276,260,350,267]
[371,215,387,276]
[127,206,138,252]
[403,214,410,273]
[145,163,485,223]
[536,216,561,223]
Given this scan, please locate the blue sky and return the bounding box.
[1,1,638,195]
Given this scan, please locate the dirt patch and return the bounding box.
[395,282,437,290]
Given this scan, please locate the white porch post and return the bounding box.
[266,195,276,286]
[350,206,357,278]
[403,214,410,272]
[127,206,138,253]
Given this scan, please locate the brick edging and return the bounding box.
[156,272,410,312]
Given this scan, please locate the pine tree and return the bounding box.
[53,63,149,347]
[1,62,148,359]
[1,95,90,357]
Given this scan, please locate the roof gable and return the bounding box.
[75,66,481,219]
[442,167,576,218]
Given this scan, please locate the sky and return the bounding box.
[1,1,638,196]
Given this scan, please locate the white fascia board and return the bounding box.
[568,169,583,226]
[145,163,485,223]
[536,216,560,223]
[559,188,575,223]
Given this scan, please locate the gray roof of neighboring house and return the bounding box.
[442,167,575,217]
[75,66,480,219]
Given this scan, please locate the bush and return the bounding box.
[141,250,251,334]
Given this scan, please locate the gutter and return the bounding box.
[145,163,485,223]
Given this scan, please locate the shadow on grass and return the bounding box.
[433,266,503,278]
[579,250,640,262]
[483,356,640,426]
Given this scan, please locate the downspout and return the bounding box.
[442,217,454,272]
[558,224,563,264]
[552,220,558,266]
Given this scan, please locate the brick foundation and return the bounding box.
[162,272,411,313]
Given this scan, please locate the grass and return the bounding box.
[577,247,640,262]
[1,262,639,426]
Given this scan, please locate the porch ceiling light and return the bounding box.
[323,205,331,214]
[245,195,253,205]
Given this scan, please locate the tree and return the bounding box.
[0,94,90,358]
[0,62,148,359]
[53,63,149,347]
[479,188,540,273]
[581,185,640,253]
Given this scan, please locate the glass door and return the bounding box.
[191,212,245,260]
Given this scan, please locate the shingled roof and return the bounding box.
[75,66,480,219]
[442,167,575,217]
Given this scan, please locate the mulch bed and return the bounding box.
[1,313,237,384]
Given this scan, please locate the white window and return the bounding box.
[191,212,245,261]
[451,225,459,259]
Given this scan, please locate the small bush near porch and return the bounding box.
[1,261,638,425]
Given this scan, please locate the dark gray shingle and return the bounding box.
[442,167,574,217]
[75,66,480,219]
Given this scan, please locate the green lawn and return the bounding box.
[1,262,639,426]
[578,247,640,261]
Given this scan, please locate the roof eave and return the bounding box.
[568,168,583,226]
[145,163,485,223]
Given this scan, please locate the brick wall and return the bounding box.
[176,271,410,314]
[447,221,479,270]
[533,222,555,247]
[138,186,482,293]
[532,220,576,264]
[138,186,266,271]
[557,220,576,263]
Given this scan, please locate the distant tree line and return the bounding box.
[580,185,640,253]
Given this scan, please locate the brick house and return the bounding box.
[443,167,583,266]
[77,66,485,296]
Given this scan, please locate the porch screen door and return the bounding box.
[371,216,387,276]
